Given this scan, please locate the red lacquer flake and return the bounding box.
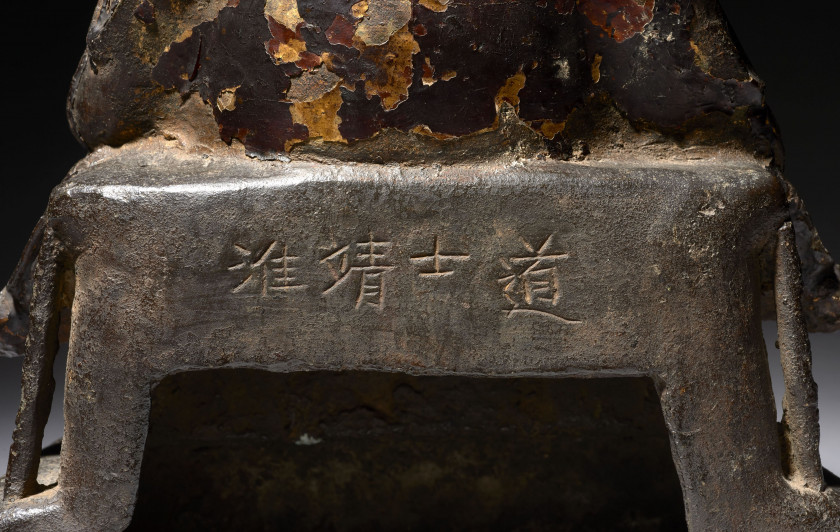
[326,15,356,48]
[578,0,655,42]
[295,51,323,70]
[266,16,301,58]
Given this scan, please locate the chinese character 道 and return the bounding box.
[498,234,580,324]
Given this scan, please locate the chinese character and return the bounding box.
[320,234,394,309]
[229,241,307,296]
[498,234,580,323]
[410,236,470,277]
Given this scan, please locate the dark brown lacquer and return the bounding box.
[69,0,773,158]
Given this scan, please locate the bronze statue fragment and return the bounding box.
[1,0,838,529]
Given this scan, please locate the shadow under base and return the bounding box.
[127,371,687,532]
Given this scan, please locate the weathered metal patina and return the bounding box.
[1,0,839,530]
[69,0,776,157]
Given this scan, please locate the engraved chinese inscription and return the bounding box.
[321,234,394,309]
[225,233,581,324]
[410,236,470,278]
[229,241,307,296]
[498,235,580,323]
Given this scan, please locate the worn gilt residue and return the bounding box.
[421,57,436,86]
[290,86,345,142]
[539,120,565,139]
[495,71,527,112]
[419,0,450,12]
[419,59,455,88]
[688,40,711,72]
[266,17,308,64]
[411,124,456,140]
[141,0,769,157]
[265,0,304,31]
[173,28,194,45]
[354,0,412,46]
[591,53,602,83]
[361,25,419,110]
[351,0,370,19]
[217,86,239,111]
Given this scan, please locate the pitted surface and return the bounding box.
[69,0,775,160]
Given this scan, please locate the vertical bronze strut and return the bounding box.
[776,221,824,491]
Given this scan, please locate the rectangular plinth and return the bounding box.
[10,149,837,532]
[54,151,785,378]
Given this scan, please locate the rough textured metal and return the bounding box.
[0,219,45,358]
[1,0,839,530]
[776,222,823,491]
[48,0,840,334]
[1,0,838,351]
[68,0,775,157]
[1,148,838,529]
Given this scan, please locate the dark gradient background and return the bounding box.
[0,1,837,483]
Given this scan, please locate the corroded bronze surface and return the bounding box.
[1,148,838,530]
[1,1,839,530]
[70,0,775,159]
[59,0,840,332]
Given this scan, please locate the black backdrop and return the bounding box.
[0,0,837,482]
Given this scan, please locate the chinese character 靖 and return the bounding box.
[320,235,394,309]
[498,234,580,323]
[410,236,470,278]
[229,241,307,296]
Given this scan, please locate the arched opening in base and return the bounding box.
[128,370,687,531]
